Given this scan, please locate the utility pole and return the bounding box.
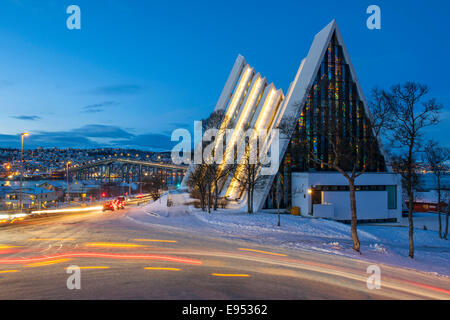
[129,171,132,197]
[66,161,71,204]
[139,164,142,194]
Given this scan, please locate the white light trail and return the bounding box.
[31,206,102,214]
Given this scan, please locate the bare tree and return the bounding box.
[203,165,213,213]
[203,164,233,213]
[306,134,373,253]
[278,95,389,254]
[203,109,228,132]
[185,165,208,211]
[204,162,236,211]
[274,173,284,226]
[382,82,442,258]
[233,152,257,213]
[368,87,393,137]
[232,137,268,214]
[444,191,450,240]
[201,109,236,211]
[423,140,449,238]
[275,116,300,227]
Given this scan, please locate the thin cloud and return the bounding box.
[71,124,135,139]
[11,115,41,121]
[82,109,104,113]
[0,132,97,149]
[112,133,175,151]
[82,101,119,113]
[0,125,177,151]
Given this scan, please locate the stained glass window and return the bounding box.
[266,32,387,209]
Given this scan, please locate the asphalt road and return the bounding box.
[0,206,449,300]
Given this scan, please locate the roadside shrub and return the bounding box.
[218,197,228,209]
[185,200,201,208]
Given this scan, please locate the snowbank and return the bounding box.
[128,194,450,277]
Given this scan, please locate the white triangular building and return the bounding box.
[182,20,402,222]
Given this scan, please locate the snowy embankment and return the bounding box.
[127,193,450,277]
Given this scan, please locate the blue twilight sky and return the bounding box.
[0,0,449,150]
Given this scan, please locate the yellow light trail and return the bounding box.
[26,258,70,268]
[84,242,146,248]
[238,248,287,257]
[144,267,181,271]
[134,239,177,243]
[0,252,201,266]
[0,245,21,249]
[0,270,19,274]
[211,273,250,277]
[65,266,110,270]
[29,238,76,241]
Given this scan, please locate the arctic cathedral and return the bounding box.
[182,20,402,222]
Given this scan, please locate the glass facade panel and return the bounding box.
[386,185,397,209]
[264,32,387,209]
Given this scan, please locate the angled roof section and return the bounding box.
[182,19,391,211]
[282,20,337,119]
[280,19,390,172]
[181,55,284,189]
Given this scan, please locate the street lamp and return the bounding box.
[129,171,132,197]
[307,188,313,216]
[66,161,71,203]
[19,132,29,213]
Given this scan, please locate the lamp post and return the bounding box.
[129,171,132,197]
[19,132,29,213]
[307,188,313,215]
[66,161,71,203]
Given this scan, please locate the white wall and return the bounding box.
[292,172,402,221]
[292,173,310,216]
[322,190,388,220]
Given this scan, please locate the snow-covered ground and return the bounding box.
[398,212,449,232]
[127,193,450,277]
[397,189,449,232]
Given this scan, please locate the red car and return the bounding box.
[102,197,126,212]
[102,201,116,212]
[114,197,126,209]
